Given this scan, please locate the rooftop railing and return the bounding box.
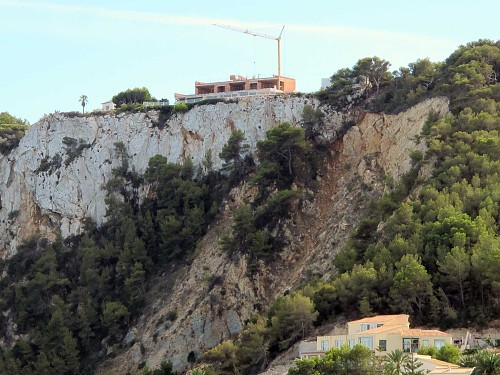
[177,88,284,103]
[143,101,171,108]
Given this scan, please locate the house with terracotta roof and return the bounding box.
[311,314,452,355]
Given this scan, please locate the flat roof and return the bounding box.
[195,75,295,86]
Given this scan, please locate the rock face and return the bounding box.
[0,96,311,256]
[95,97,449,374]
[0,95,449,373]
[297,97,449,279]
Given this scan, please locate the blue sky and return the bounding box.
[1,0,498,124]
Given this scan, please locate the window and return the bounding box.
[423,339,429,347]
[335,340,344,348]
[359,337,373,350]
[403,338,411,352]
[434,340,445,349]
[361,323,378,331]
[403,338,420,353]
[378,340,387,351]
[321,340,330,351]
[230,84,245,91]
[348,339,355,348]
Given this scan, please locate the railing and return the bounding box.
[143,101,171,108]
[178,88,284,103]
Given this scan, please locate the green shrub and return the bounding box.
[165,310,178,322]
[36,153,62,174]
[173,101,188,113]
[0,123,29,154]
[115,102,145,113]
[62,137,91,165]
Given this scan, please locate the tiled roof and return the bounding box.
[349,314,409,324]
[353,326,451,337]
[430,369,475,374]
[415,355,460,368]
[354,324,406,335]
[400,329,450,337]
[415,355,475,374]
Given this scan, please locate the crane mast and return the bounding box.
[213,23,285,78]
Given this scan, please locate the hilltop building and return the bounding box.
[101,100,115,111]
[175,74,296,104]
[321,77,331,89]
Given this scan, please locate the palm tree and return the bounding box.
[403,355,426,375]
[79,95,88,113]
[472,351,500,375]
[384,349,409,375]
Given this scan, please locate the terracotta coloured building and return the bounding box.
[175,74,296,103]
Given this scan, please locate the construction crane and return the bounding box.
[213,23,285,78]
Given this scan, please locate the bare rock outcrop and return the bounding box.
[298,97,449,279]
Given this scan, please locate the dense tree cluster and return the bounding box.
[319,39,500,115]
[112,87,153,106]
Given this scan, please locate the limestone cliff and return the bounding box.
[0,95,449,373]
[0,96,309,256]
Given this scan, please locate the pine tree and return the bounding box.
[59,330,80,374]
[437,246,471,309]
[77,289,98,353]
[124,262,146,313]
[33,352,51,375]
[219,129,249,185]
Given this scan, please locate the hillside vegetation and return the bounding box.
[0,39,498,375]
[0,112,29,155]
[317,39,500,328]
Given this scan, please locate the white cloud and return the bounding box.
[0,0,456,49]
